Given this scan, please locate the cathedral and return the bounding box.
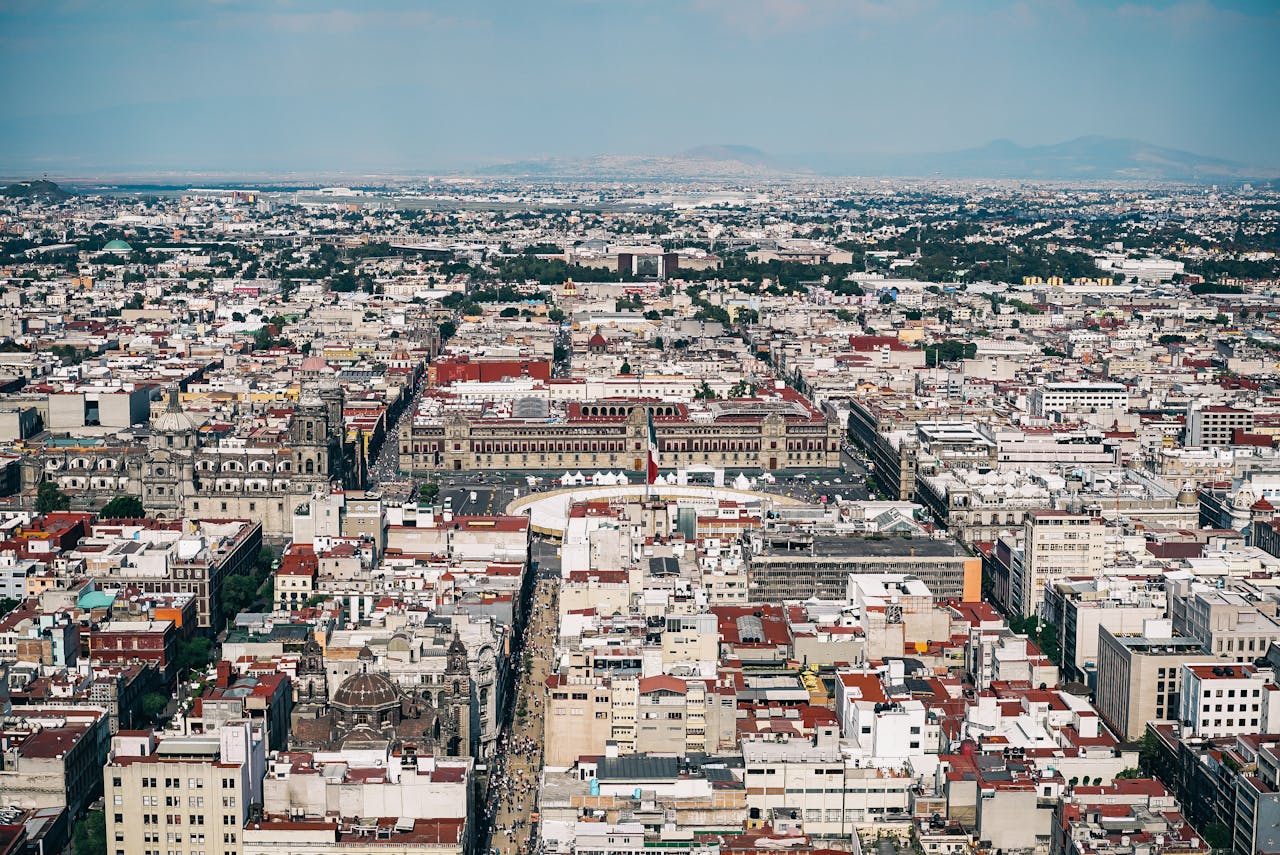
[25,376,355,538]
[288,631,472,757]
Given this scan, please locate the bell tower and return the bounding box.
[146,387,200,518]
[440,630,471,757]
[290,384,330,490]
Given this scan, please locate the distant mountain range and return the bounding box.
[478,137,1274,182]
[851,136,1271,182]
[479,145,811,180]
[1,178,72,199]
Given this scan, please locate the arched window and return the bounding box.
[305,459,315,475]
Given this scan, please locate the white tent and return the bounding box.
[732,473,752,491]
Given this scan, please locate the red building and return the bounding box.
[429,356,551,387]
[86,619,178,686]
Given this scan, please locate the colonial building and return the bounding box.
[21,383,353,538]
[289,631,472,758]
[400,393,842,475]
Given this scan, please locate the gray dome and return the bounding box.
[332,672,401,711]
[152,387,201,433]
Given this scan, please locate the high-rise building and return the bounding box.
[1010,511,1105,619]
[1094,621,1219,741]
[103,722,266,855]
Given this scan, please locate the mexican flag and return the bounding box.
[647,407,660,485]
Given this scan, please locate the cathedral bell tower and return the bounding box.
[145,386,201,518]
[440,630,471,757]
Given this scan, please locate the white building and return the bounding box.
[1178,662,1280,738]
[1029,382,1129,418]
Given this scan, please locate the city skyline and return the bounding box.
[2,0,1279,174]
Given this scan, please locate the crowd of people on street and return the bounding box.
[484,577,559,855]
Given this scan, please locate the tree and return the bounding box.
[1158,333,1187,345]
[140,692,169,724]
[923,340,977,365]
[0,597,20,617]
[620,362,632,375]
[35,480,70,513]
[72,809,106,855]
[547,308,565,323]
[99,495,145,519]
[438,320,458,342]
[499,307,520,317]
[420,481,440,503]
[221,575,259,620]
[175,636,214,675]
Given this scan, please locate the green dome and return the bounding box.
[103,239,132,250]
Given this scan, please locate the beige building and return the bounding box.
[402,400,842,475]
[544,675,614,768]
[1094,621,1220,741]
[104,723,267,855]
[544,670,737,767]
[1011,511,1105,619]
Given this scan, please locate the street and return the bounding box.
[366,374,427,486]
[483,573,559,855]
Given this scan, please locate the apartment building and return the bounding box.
[1010,511,1105,619]
[1030,382,1129,418]
[1095,621,1219,741]
[1187,405,1255,448]
[0,707,110,817]
[103,722,266,855]
[1178,663,1280,738]
[1174,588,1280,663]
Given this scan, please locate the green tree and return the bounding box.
[35,480,70,513]
[547,308,565,323]
[175,636,215,675]
[99,495,145,519]
[620,361,632,375]
[420,481,440,503]
[923,340,977,365]
[140,692,169,724]
[221,575,259,620]
[0,597,20,617]
[72,809,106,855]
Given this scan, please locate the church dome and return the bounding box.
[332,672,401,711]
[152,387,200,434]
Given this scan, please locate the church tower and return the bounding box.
[145,387,200,518]
[440,630,471,757]
[290,384,332,493]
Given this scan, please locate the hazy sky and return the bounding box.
[1,0,1277,174]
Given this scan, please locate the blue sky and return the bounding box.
[1,0,1277,174]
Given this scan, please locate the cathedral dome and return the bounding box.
[152,387,200,434]
[332,672,401,711]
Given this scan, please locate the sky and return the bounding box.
[1,0,1278,175]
